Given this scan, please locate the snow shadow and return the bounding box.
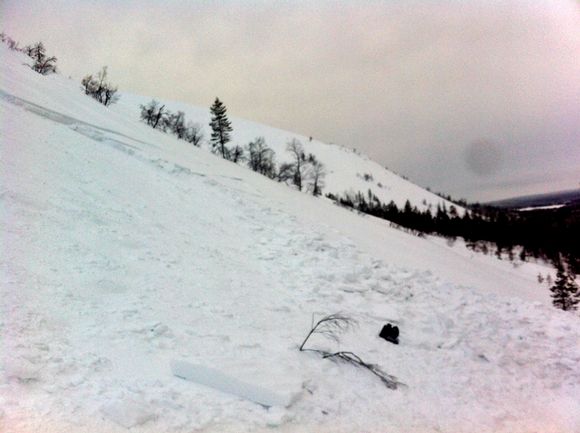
[0,89,154,150]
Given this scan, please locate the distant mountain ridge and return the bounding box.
[487,188,580,209]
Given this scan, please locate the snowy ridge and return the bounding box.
[116,93,464,214]
[1,45,579,432]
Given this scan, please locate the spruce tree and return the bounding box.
[209,98,233,159]
[550,264,579,311]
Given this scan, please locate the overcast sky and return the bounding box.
[2,0,579,202]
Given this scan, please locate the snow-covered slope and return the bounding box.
[1,46,579,433]
[114,94,464,214]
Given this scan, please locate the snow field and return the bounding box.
[1,45,579,432]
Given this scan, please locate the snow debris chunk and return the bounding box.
[171,360,299,408]
[264,406,292,427]
[101,397,156,428]
[3,359,41,383]
[149,322,170,337]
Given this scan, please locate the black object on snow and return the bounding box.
[379,323,399,344]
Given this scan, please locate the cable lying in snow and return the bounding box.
[299,313,403,390]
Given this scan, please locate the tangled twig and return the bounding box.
[299,313,403,390]
[299,313,356,350]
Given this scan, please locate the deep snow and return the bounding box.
[1,46,579,432]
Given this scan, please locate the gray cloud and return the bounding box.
[3,0,579,201]
[465,139,503,177]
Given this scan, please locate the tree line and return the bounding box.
[140,99,204,146]
[1,33,57,75]
[326,189,579,311]
[143,95,578,314]
[1,32,325,195]
[139,97,326,196]
[1,32,119,107]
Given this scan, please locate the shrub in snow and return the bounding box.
[306,153,326,196]
[140,100,205,147]
[299,313,401,389]
[281,139,307,191]
[167,110,187,139]
[246,137,277,179]
[184,121,204,146]
[278,140,326,195]
[140,99,167,129]
[0,32,20,50]
[81,66,119,106]
[1,34,57,75]
[229,144,245,163]
[25,42,57,75]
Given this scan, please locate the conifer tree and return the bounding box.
[550,263,579,311]
[209,98,233,159]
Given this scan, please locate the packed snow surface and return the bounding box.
[1,46,579,432]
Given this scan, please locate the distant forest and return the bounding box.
[326,189,579,276]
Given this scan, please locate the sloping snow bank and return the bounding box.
[1,46,579,433]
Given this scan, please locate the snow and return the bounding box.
[101,397,156,428]
[1,45,579,432]
[518,204,566,211]
[3,359,41,383]
[113,95,465,215]
[171,360,299,408]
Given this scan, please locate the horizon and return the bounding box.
[2,0,579,202]
[484,185,580,204]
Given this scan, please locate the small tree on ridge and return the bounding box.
[246,137,276,178]
[285,139,307,191]
[81,66,119,106]
[209,97,233,158]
